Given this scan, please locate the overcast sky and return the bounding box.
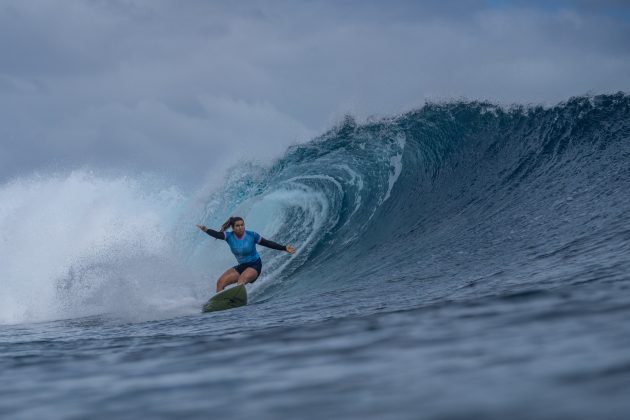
[1,0,629,187]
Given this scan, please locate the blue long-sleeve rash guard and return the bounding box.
[204,228,286,264]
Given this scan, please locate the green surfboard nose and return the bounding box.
[202,284,248,312]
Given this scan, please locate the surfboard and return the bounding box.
[202,284,248,312]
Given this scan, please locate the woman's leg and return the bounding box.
[237,267,259,285]
[216,268,239,293]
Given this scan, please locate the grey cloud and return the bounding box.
[0,0,628,186]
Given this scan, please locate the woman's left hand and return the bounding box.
[286,245,296,254]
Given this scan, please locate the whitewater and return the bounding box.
[1,94,629,419]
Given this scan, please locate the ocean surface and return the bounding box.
[1,94,630,419]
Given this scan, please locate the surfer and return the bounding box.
[197,217,295,292]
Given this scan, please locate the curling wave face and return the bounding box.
[2,94,629,325]
[192,93,630,309]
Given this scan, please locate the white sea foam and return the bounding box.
[0,171,201,325]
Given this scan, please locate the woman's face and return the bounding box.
[233,219,245,236]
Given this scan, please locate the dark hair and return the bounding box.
[220,216,244,232]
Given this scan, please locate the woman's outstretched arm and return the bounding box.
[196,224,225,240]
[259,237,295,253]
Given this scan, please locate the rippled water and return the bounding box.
[3,276,630,419]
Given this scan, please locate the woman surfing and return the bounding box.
[196,217,295,293]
